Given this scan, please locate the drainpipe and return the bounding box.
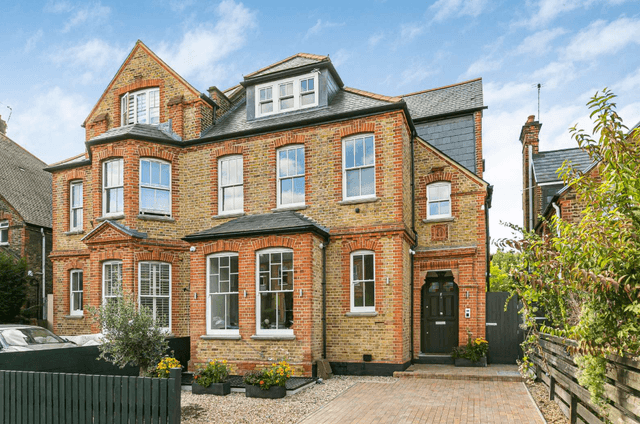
[410,130,418,361]
[41,228,46,321]
[528,145,534,231]
[321,239,329,359]
[552,202,561,237]
[485,185,493,291]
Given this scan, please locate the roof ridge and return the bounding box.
[244,53,329,78]
[0,133,48,167]
[48,152,87,167]
[401,78,482,98]
[343,87,402,103]
[535,147,586,154]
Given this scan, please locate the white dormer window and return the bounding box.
[255,72,319,118]
[121,88,160,126]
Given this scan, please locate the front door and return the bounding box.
[421,272,458,353]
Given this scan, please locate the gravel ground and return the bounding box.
[181,375,395,424]
[525,380,569,424]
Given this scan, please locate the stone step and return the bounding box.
[393,364,523,382]
[414,354,454,365]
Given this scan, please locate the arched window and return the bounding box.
[350,250,375,312]
[427,182,451,219]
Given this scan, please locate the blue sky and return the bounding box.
[1,0,639,246]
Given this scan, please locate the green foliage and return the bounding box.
[490,249,519,292]
[155,356,181,379]
[451,334,489,362]
[89,291,169,375]
[575,354,608,407]
[194,359,231,387]
[498,89,640,406]
[243,361,292,390]
[0,252,29,323]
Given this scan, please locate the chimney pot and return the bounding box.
[527,115,535,123]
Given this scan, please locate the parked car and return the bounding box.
[0,325,77,352]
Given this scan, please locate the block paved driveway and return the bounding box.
[299,378,544,424]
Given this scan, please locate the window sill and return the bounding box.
[64,230,85,236]
[213,212,245,220]
[96,214,124,222]
[201,334,241,340]
[422,217,455,223]
[64,314,84,320]
[338,197,380,206]
[137,214,175,222]
[345,311,378,317]
[250,334,296,341]
[271,205,308,212]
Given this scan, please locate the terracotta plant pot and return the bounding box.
[454,357,487,367]
[192,381,231,395]
[245,384,286,399]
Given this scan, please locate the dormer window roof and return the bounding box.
[255,72,319,118]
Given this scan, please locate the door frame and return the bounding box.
[420,271,459,353]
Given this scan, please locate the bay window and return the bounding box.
[207,253,239,334]
[103,159,123,216]
[140,158,171,215]
[70,181,83,231]
[139,262,171,331]
[257,249,294,334]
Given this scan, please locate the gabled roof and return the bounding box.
[532,148,593,183]
[183,211,329,241]
[0,132,52,228]
[402,78,484,121]
[81,219,147,242]
[244,53,329,79]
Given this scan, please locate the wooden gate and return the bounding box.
[485,292,522,364]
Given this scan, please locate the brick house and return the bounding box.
[0,115,53,321]
[47,40,491,376]
[520,115,596,234]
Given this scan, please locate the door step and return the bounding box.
[414,354,454,365]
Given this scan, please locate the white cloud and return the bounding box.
[62,2,111,33]
[519,0,596,29]
[331,49,351,68]
[50,39,127,83]
[462,58,502,78]
[530,61,577,89]
[429,0,488,22]
[484,82,533,105]
[43,0,74,13]
[400,23,424,41]
[399,64,437,86]
[514,27,567,55]
[168,0,195,12]
[303,19,344,41]
[7,87,90,165]
[613,66,640,93]
[368,32,384,48]
[24,30,44,53]
[564,17,640,61]
[157,0,257,87]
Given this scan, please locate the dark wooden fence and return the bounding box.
[0,367,181,424]
[531,334,640,424]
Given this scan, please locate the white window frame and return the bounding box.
[350,250,376,313]
[70,270,83,316]
[255,71,319,118]
[103,159,124,217]
[206,253,240,336]
[342,134,376,200]
[139,158,171,216]
[427,182,452,219]
[256,248,294,336]
[218,155,244,215]
[70,181,83,231]
[120,87,160,126]
[102,261,122,304]
[0,221,8,245]
[276,145,305,207]
[138,262,171,332]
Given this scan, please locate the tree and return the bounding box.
[499,89,640,404]
[90,291,169,376]
[489,249,519,292]
[0,252,29,323]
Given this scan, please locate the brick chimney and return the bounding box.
[521,115,542,232]
[207,86,232,119]
[0,115,6,136]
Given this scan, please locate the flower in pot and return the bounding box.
[452,335,489,367]
[155,356,181,378]
[193,359,232,395]
[243,361,292,399]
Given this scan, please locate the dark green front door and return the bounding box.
[421,273,458,353]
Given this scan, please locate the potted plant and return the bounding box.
[451,335,489,367]
[155,356,182,378]
[243,361,292,399]
[192,359,232,395]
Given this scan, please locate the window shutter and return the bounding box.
[120,93,128,125]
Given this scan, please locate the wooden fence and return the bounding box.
[0,367,181,424]
[531,334,640,424]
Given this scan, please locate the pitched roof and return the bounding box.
[184,211,329,241]
[244,53,328,79]
[200,89,396,139]
[81,219,147,241]
[0,133,52,228]
[532,148,594,183]
[402,78,484,120]
[89,123,177,143]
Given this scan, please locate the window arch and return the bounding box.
[350,250,375,312]
[206,253,239,334]
[427,181,451,219]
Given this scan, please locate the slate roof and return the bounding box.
[532,148,594,183]
[200,90,393,139]
[245,53,328,79]
[81,219,147,241]
[402,78,484,121]
[184,211,329,241]
[90,124,175,143]
[0,133,52,228]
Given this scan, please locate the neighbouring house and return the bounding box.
[46,40,491,376]
[0,115,53,321]
[520,115,597,234]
